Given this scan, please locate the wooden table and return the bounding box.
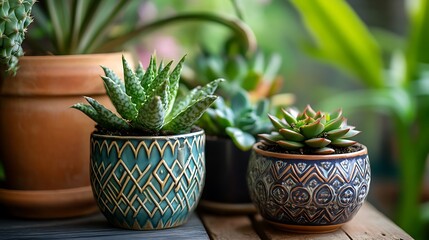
[0,202,412,239]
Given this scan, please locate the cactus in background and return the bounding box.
[198,89,272,151]
[259,105,360,154]
[73,54,222,135]
[0,0,34,75]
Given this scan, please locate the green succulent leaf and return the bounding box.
[101,65,125,91]
[150,60,173,94]
[268,114,289,130]
[303,105,317,118]
[279,128,305,141]
[231,89,251,113]
[226,127,255,151]
[141,55,156,90]
[84,96,129,129]
[101,76,137,120]
[214,108,234,128]
[300,118,324,138]
[135,62,145,81]
[123,56,145,106]
[258,132,283,144]
[135,96,165,132]
[342,129,361,138]
[324,116,345,132]
[255,98,269,117]
[164,95,218,133]
[314,147,335,155]
[305,137,331,148]
[277,140,305,150]
[166,55,186,115]
[71,103,99,123]
[331,139,357,147]
[326,128,350,140]
[281,108,298,126]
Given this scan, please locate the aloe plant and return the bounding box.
[73,54,222,135]
[198,89,272,151]
[259,105,360,155]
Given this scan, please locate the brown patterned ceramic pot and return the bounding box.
[247,142,370,233]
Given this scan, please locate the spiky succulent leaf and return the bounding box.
[150,60,172,94]
[101,66,125,91]
[135,96,165,132]
[135,62,144,81]
[303,105,316,118]
[101,76,137,120]
[164,95,218,133]
[166,55,185,115]
[84,97,129,130]
[141,55,156,89]
[152,78,170,113]
[71,103,99,123]
[226,127,255,151]
[123,56,145,106]
[0,0,35,75]
[281,108,297,126]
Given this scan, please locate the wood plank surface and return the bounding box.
[0,212,209,240]
[342,203,413,240]
[199,213,260,240]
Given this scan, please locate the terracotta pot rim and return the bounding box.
[91,129,205,140]
[252,142,367,160]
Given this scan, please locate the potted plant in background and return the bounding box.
[73,54,222,230]
[197,89,273,213]
[247,105,370,233]
[0,0,255,218]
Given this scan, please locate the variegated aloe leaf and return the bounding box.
[71,103,99,123]
[135,62,145,82]
[141,55,156,90]
[84,97,129,129]
[135,96,165,132]
[101,76,137,120]
[164,95,218,133]
[123,56,145,107]
[166,55,186,115]
[101,66,125,92]
[149,60,173,95]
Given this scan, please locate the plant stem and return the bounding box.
[95,13,257,56]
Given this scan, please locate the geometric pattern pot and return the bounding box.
[247,142,370,233]
[90,130,205,230]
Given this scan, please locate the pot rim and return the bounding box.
[252,142,367,160]
[91,129,204,140]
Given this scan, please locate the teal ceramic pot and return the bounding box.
[247,142,370,233]
[90,130,205,230]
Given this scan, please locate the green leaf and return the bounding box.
[135,96,165,132]
[258,132,283,144]
[101,76,137,120]
[314,147,335,155]
[279,128,305,142]
[342,129,361,138]
[255,98,269,117]
[241,70,261,91]
[71,103,99,124]
[84,96,129,129]
[305,138,331,148]
[231,89,251,113]
[123,56,145,106]
[303,105,316,118]
[268,114,289,130]
[326,128,350,140]
[277,140,304,150]
[142,55,156,90]
[101,65,125,92]
[151,60,173,93]
[214,109,234,129]
[324,116,345,132]
[291,0,384,88]
[226,127,255,151]
[281,108,297,126]
[300,118,324,138]
[166,55,186,115]
[331,139,356,147]
[164,95,218,133]
[135,62,145,82]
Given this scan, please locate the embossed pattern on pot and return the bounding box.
[90,131,205,230]
[247,145,370,229]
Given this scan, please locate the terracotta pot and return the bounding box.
[90,130,205,230]
[247,142,371,233]
[0,52,131,218]
[199,136,256,214]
